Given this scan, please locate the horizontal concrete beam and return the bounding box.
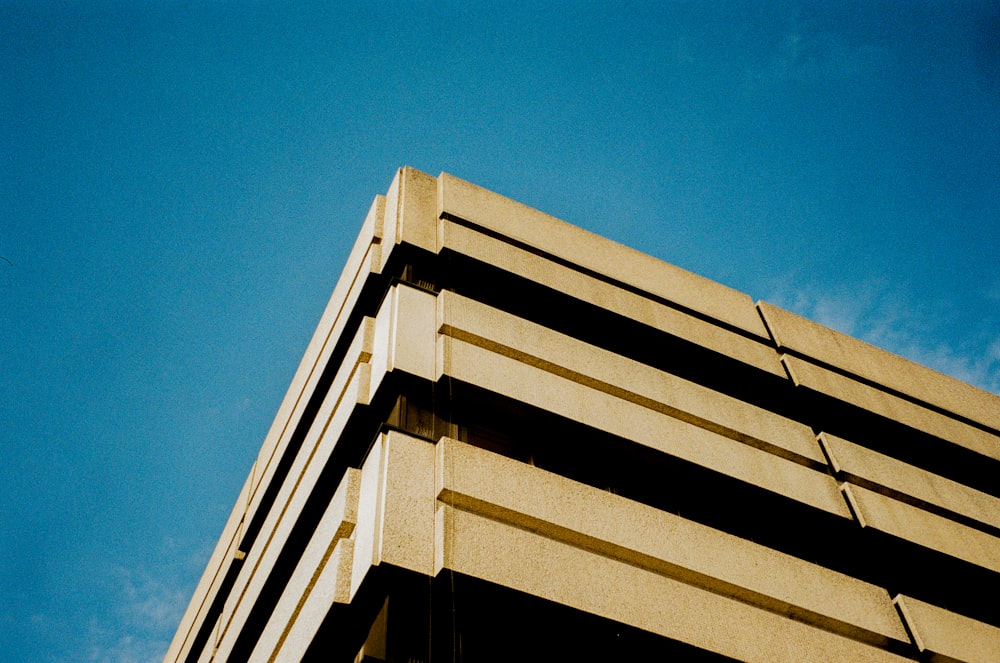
[439,506,912,662]
[339,434,905,659]
[438,172,771,339]
[439,289,821,467]
[760,301,1000,433]
[163,489,249,662]
[439,334,849,518]
[821,432,1000,533]
[251,470,359,662]
[262,539,352,663]
[213,356,372,660]
[438,219,785,377]
[893,594,1000,663]
[783,355,1000,463]
[437,437,909,650]
[245,316,374,530]
[250,233,381,514]
[843,483,1000,574]
[377,166,438,271]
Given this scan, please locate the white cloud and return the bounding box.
[745,23,890,89]
[86,631,170,663]
[986,278,1000,302]
[85,562,192,663]
[767,279,1000,395]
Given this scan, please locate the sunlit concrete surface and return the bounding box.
[166,168,1000,662]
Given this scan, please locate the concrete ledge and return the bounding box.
[439,335,850,519]
[760,301,1000,433]
[348,431,438,596]
[365,283,439,401]
[439,219,786,377]
[893,594,1000,663]
[250,239,381,513]
[439,289,822,467]
[378,430,437,575]
[259,539,353,663]
[340,433,896,658]
[439,506,913,662]
[166,315,376,663]
[213,357,372,660]
[378,167,438,271]
[163,504,248,662]
[437,438,910,650]
[821,432,1000,533]
[843,484,1000,574]
[783,355,1000,463]
[246,316,374,526]
[438,172,771,339]
[250,470,359,662]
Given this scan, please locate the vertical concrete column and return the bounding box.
[350,431,437,598]
[378,167,439,272]
[368,283,439,400]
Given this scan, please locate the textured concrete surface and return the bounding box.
[844,483,1000,573]
[760,301,1000,432]
[439,289,822,466]
[438,217,786,376]
[821,432,1000,532]
[377,432,437,575]
[894,594,1000,663]
[213,360,371,661]
[248,316,374,529]
[438,172,771,339]
[439,334,850,517]
[783,354,1000,462]
[251,470,359,662]
[439,506,913,663]
[248,235,381,526]
[436,437,909,648]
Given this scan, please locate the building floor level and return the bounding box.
[165,168,1000,663]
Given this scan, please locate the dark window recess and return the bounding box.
[433,379,1000,629]
[309,567,739,663]
[444,573,739,663]
[182,558,245,663]
[429,248,1000,500]
[222,374,416,662]
[385,390,452,443]
[399,262,438,293]
[799,388,1000,499]
[436,249,803,421]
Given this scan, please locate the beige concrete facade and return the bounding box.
[166,168,1000,662]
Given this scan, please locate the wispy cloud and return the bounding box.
[745,24,890,89]
[986,278,1000,303]
[83,538,212,663]
[85,563,188,663]
[767,279,1000,395]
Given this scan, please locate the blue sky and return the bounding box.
[1,2,998,661]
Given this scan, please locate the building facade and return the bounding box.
[166,168,1000,662]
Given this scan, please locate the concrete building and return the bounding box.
[165,168,1000,662]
